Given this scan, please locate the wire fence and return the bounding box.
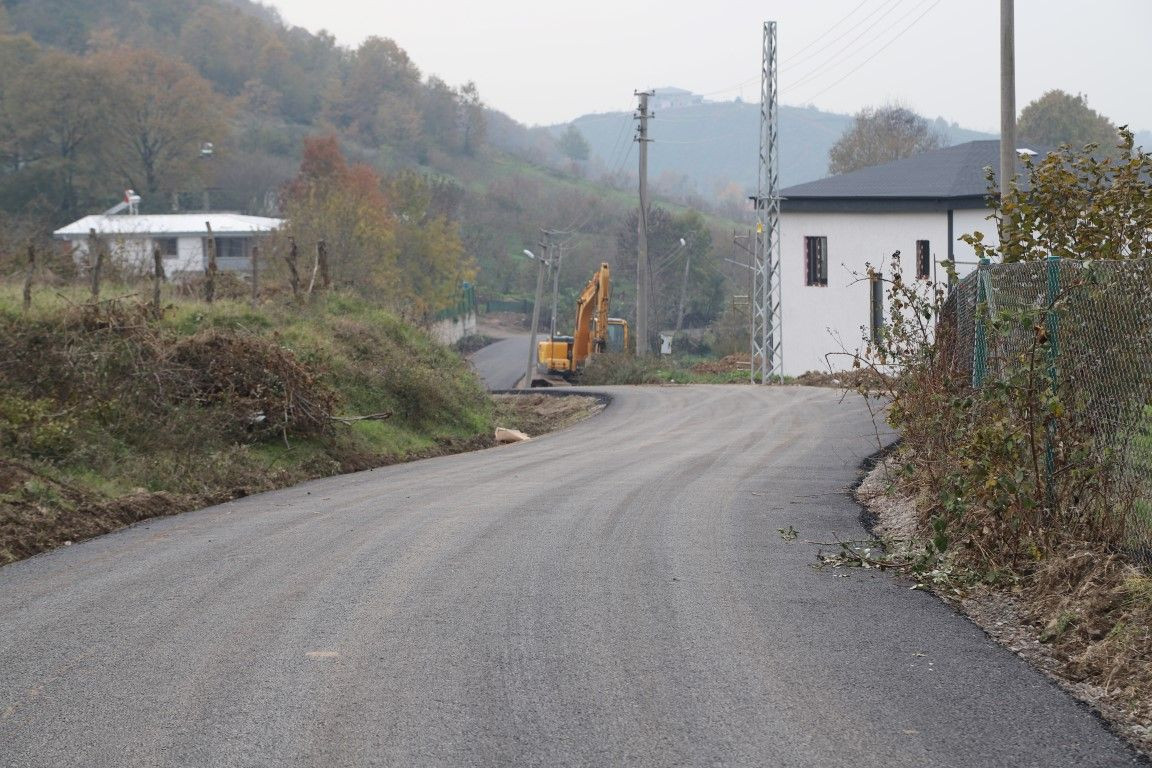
[942,258,1152,559]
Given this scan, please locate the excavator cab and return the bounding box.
[605,319,629,353]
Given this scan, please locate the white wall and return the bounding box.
[952,208,1000,265]
[780,211,947,375]
[430,311,478,345]
[779,207,1004,376]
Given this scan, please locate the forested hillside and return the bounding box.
[0,0,747,329]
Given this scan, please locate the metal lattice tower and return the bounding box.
[752,21,783,384]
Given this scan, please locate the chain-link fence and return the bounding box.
[941,258,1152,558]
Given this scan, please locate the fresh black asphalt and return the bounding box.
[0,386,1143,766]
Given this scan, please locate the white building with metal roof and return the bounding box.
[54,212,283,277]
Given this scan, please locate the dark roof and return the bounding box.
[780,140,1039,213]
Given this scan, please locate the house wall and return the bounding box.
[781,211,939,375]
[66,235,266,279]
[952,208,1000,265]
[779,208,1005,375]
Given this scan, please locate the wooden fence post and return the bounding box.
[204,221,217,304]
[250,244,260,307]
[284,238,301,301]
[88,228,103,301]
[152,246,165,309]
[22,243,35,313]
[317,240,330,290]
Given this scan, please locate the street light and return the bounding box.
[523,249,548,389]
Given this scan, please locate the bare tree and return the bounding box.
[828,104,944,175]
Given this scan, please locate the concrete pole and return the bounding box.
[999,0,1016,244]
[635,90,653,355]
[524,249,546,389]
[549,242,562,340]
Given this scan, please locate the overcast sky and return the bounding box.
[265,0,1151,133]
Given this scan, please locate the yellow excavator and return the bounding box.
[537,262,630,380]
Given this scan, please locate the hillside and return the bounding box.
[565,95,995,198]
[0,0,746,333]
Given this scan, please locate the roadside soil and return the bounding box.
[1,393,603,567]
[856,458,1152,758]
[476,312,530,336]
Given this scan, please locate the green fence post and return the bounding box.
[972,258,990,388]
[1044,255,1061,507]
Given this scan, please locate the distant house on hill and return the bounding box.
[651,87,704,111]
[779,140,1037,375]
[54,210,283,278]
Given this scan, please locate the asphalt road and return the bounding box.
[468,333,531,390]
[0,386,1143,767]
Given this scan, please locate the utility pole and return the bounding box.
[999,0,1016,244]
[634,90,653,355]
[548,235,563,340]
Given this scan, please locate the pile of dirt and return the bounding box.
[492,393,604,437]
[857,456,1152,757]
[794,368,887,389]
[690,355,749,374]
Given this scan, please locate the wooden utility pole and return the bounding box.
[635,90,654,355]
[999,0,1016,241]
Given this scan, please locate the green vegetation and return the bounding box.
[1017,89,1119,149]
[0,287,494,565]
[846,133,1152,741]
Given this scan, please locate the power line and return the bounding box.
[783,0,913,93]
[782,0,893,69]
[692,0,877,101]
[789,0,944,104]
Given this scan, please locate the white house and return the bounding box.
[778,140,1036,375]
[54,212,283,278]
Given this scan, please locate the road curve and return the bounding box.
[0,386,1142,767]
[468,333,531,390]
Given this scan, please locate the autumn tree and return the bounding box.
[94,48,231,198]
[1017,90,1118,149]
[963,128,1152,263]
[828,104,944,175]
[388,170,475,317]
[282,138,472,316]
[282,136,396,293]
